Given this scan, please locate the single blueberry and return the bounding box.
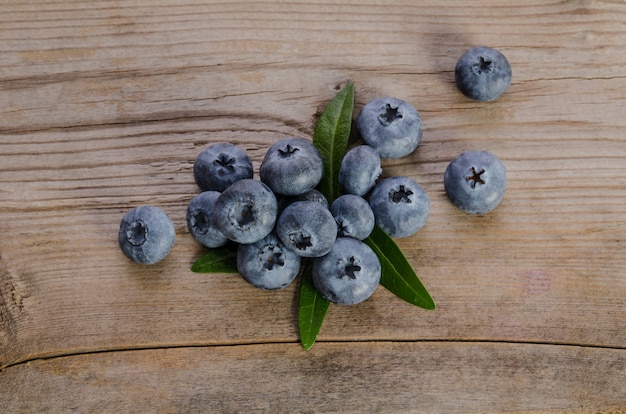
[213,179,278,244]
[312,237,381,305]
[237,232,301,290]
[443,150,506,214]
[186,191,229,248]
[118,205,175,265]
[339,145,383,196]
[356,98,423,159]
[259,137,324,196]
[369,176,430,238]
[330,194,375,240]
[276,201,337,258]
[194,142,253,192]
[455,46,512,102]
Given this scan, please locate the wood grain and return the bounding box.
[1,0,625,412]
[1,343,625,413]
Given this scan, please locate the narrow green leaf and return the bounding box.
[312,83,354,203]
[298,83,354,350]
[191,245,239,273]
[365,226,436,310]
[298,263,331,350]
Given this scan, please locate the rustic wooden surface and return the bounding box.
[1,0,625,412]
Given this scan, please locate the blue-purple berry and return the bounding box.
[455,46,512,102]
[312,237,381,305]
[213,179,278,244]
[186,191,229,248]
[237,232,301,290]
[118,206,175,265]
[259,137,324,196]
[443,150,506,214]
[356,98,422,159]
[194,142,253,192]
[369,176,430,238]
[276,200,337,258]
[339,145,382,196]
[330,194,375,240]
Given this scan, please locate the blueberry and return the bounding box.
[444,150,506,214]
[455,46,512,102]
[330,194,375,240]
[186,191,229,248]
[213,179,278,244]
[339,145,382,196]
[237,232,301,290]
[312,237,381,305]
[118,206,175,265]
[356,97,423,159]
[369,176,430,238]
[276,201,337,258]
[194,142,253,192]
[259,137,324,196]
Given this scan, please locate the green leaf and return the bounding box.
[191,245,239,273]
[297,83,354,350]
[298,263,331,350]
[364,226,436,310]
[313,83,354,203]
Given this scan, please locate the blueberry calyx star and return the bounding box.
[466,167,486,189]
[339,256,361,280]
[390,185,413,203]
[473,56,493,75]
[379,104,403,125]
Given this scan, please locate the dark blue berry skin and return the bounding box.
[259,137,324,196]
[276,201,337,258]
[330,194,375,240]
[186,191,229,248]
[339,145,382,196]
[369,176,430,238]
[455,46,512,102]
[312,237,381,305]
[194,142,253,192]
[213,179,278,244]
[444,151,506,214]
[237,232,301,290]
[118,206,175,265]
[356,98,422,159]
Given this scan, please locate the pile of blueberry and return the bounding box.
[118,46,511,305]
[185,127,430,305]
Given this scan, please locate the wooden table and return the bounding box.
[1,1,625,412]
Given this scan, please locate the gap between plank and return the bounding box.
[2,338,625,372]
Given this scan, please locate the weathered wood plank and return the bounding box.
[1,0,625,410]
[1,343,624,413]
[1,113,624,367]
